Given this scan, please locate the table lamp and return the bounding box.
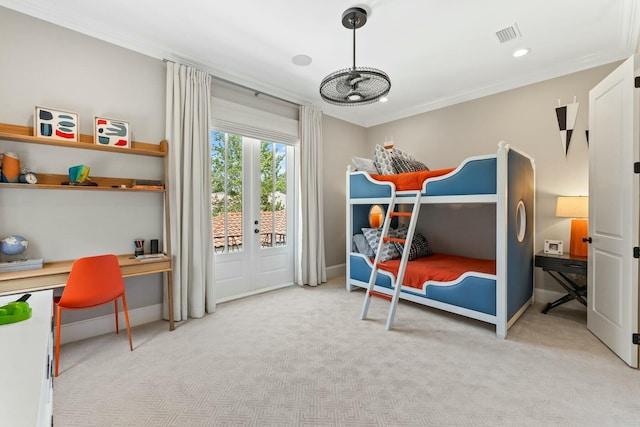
[556,196,588,257]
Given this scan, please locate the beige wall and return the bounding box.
[321,115,367,271]
[0,7,166,320]
[1,6,629,304]
[360,62,621,296]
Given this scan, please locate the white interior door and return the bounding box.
[587,54,639,368]
[211,131,295,301]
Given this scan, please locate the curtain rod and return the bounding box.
[163,58,300,108]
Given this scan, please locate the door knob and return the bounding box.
[254,229,260,234]
[582,237,592,243]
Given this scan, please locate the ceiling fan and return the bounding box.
[320,7,391,106]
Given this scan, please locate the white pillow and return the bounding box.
[351,156,379,174]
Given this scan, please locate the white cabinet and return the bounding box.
[0,290,53,426]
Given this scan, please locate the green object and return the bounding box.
[0,301,32,325]
[68,165,90,183]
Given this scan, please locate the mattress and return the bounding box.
[377,253,496,289]
[369,168,456,191]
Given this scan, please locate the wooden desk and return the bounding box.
[534,251,587,314]
[0,254,174,331]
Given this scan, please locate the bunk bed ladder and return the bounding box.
[360,191,422,330]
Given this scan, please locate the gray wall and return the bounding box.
[0,7,166,321]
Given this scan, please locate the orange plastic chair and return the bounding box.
[55,254,133,376]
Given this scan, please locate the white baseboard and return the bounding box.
[216,282,294,304]
[60,303,163,345]
[533,288,586,312]
[61,281,577,344]
[326,263,345,279]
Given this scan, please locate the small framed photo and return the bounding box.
[544,239,564,255]
[35,106,78,141]
[94,117,130,148]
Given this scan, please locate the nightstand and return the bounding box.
[534,251,587,314]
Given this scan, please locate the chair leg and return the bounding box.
[121,294,133,351]
[55,304,62,377]
[114,299,119,335]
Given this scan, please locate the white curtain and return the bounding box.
[165,62,216,319]
[298,105,326,286]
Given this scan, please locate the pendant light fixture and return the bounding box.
[319,7,391,106]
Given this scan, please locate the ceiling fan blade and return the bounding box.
[349,75,369,86]
[335,77,353,94]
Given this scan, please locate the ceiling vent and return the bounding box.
[496,23,521,43]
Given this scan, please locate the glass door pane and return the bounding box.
[211,131,243,253]
[259,141,287,249]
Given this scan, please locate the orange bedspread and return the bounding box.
[370,168,456,191]
[377,253,496,289]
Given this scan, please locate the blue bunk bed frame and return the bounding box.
[346,142,535,338]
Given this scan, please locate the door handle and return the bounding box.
[582,237,592,243]
[254,229,260,234]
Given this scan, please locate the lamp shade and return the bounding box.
[556,196,588,218]
[556,196,589,257]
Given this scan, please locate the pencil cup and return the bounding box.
[134,239,144,256]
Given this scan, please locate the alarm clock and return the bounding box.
[18,172,38,184]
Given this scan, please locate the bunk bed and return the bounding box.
[346,142,535,338]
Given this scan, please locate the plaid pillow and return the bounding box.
[392,156,430,173]
[393,147,416,162]
[393,231,433,260]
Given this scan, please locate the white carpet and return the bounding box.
[54,277,640,426]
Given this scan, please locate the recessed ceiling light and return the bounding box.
[292,54,312,66]
[379,97,388,103]
[513,48,530,58]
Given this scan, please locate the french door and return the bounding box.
[211,130,295,301]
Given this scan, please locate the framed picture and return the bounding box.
[544,239,564,255]
[35,106,78,141]
[94,117,130,148]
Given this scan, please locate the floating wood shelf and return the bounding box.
[0,123,168,191]
[0,123,167,157]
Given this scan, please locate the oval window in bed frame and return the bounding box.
[516,200,526,242]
